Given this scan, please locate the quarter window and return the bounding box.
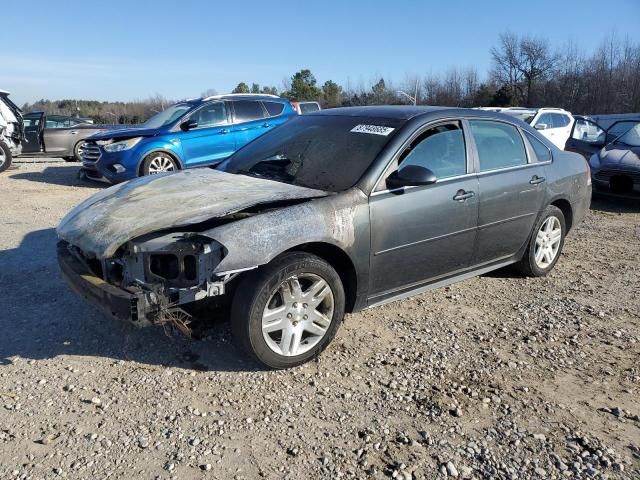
[469,120,527,171]
[233,100,266,123]
[397,122,466,179]
[525,131,552,162]
[192,102,227,127]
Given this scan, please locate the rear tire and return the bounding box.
[231,252,345,369]
[516,205,566,277]
[141,152,178,176]
[0,141,12,173]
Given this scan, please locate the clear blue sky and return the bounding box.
[2,0,639,106]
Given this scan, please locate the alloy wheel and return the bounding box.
[534,216,562,269]
[261,273,334,357]
[147,155,176,174]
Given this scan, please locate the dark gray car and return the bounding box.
[56,107,591,368]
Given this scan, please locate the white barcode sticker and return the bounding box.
[350,124,395,136]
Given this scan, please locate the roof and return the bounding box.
[314,105,450,120]
[183,93,285,104]
[0,89,10,95]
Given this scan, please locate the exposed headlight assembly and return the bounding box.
[103,137,142,152]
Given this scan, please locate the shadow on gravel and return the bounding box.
[10,166,104,189]
[590,194,640,214]
[0,228,260,373]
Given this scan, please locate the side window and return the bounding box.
[607,121,637,139]
[536,113,554,129]
[192,102,227,128]
[233,100,267,123]
[263,101,285,117]
[469,120,528,171]
[525,131,552,162]
[551,113,571,128]
[572,118,605,143]
[397,122,466,179]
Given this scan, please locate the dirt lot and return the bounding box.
[0,158,638,480]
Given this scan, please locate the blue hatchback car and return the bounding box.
[79,94,296,183]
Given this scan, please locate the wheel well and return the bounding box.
[551,198,573,232]
[138,150,182,176]
[286,243,358,313]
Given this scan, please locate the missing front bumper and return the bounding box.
[57,242,158,325]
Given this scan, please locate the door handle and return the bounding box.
[529,175,546,185]
[70,130,78,135]
[453,189,474,202]
[262,123,271,128]
[219,129,230,134]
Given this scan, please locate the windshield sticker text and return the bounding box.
[350,124,395,136]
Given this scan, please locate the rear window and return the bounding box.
[218,115,401,192]
[263,101,285,117]
[233,100,266,123]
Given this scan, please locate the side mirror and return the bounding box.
[386,165,437,190]
[180,119,198,131]
[534,123,548,131]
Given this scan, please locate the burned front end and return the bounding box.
[57,232,237,329]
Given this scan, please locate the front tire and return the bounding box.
[231,252,345,369]
[517,205,566,277]
[141,152,178,176]
[0,141,12,173]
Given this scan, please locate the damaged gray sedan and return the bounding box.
[57,107,591,368]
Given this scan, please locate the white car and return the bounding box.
[0,89,24,173]
[502,107,574,150]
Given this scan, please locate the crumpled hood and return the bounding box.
[88,126,161,141]
[600,144,640,167]
[57,169,330,258]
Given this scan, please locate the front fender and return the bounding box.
[205,189,370,276]
[135,138,185,169]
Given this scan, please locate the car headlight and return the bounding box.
[589,153,601,169]
[103,137,142,152]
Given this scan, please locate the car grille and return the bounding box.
[80,143,101,168]
[595,169,640,185]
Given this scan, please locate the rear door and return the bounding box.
[564,117,606,159]
[42,116,80,154]
[470,120,547,265]
[230,100,271,149]
[22,113,44,153]
[179,101,235,167]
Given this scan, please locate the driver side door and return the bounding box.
[180,101,235,167]
[368,121,478,300]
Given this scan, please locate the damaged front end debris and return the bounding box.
[57,231,244,333]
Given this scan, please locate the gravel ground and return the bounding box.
[1,158,639,480]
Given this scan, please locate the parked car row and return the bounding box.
[57,106,593,368]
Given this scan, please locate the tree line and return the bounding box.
[22,32,640,124]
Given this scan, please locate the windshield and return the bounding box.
[142,103,193,128]
[502,110,535,124]
[218,115,401,192]
[616,122,640,147]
